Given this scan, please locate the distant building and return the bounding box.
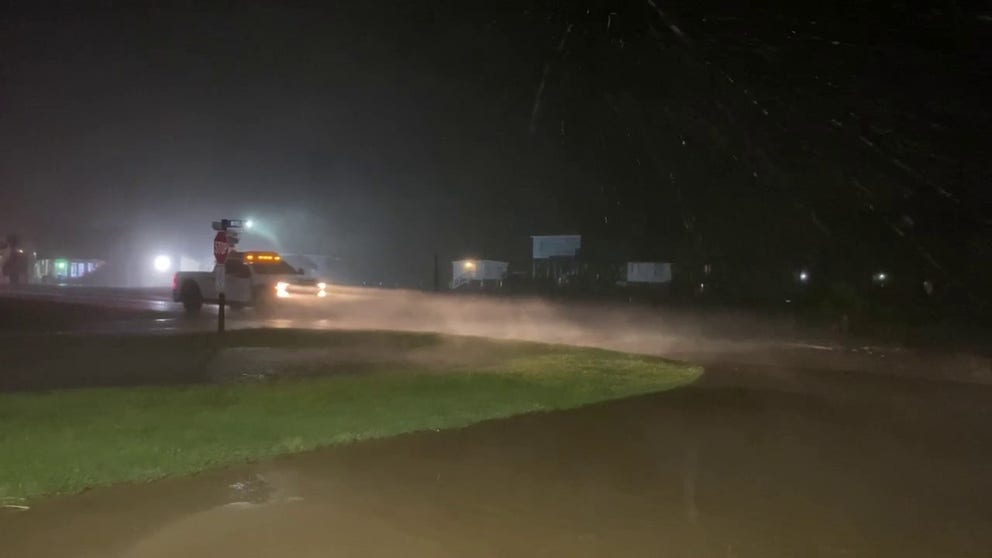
[625,262,672,284]
[451,259,508,290]
[32,257,104,284]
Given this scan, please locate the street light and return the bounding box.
[798,270,809,283]
[153,254,172,272]
[245,219,254,229]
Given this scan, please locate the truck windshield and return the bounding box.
[249,261,299,275]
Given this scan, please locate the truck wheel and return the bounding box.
[181,282,203,313]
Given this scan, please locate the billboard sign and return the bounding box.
[531,235,581,259]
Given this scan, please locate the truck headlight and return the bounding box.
[275,281,290,298]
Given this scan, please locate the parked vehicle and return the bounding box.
[173,251,327,312]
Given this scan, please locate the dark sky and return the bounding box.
[2,0,990,286]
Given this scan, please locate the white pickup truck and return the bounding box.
[172,251,326,312]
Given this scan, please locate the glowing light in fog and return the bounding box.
[153,255,172,272]
[799,271,809,282]
[463,261,476,270]
[245,219,254,229]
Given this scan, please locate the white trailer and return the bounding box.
[451,259,508,289]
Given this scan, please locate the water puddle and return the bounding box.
[2,371,990,557]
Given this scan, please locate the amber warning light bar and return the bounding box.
[243,252,281,262]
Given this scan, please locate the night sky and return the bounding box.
[2,0,989,288]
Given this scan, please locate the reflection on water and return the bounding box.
[2,369,990,557]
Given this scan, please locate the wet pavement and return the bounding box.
[2,288,991,556]
[4,285,987,383]
[3,365,991,557]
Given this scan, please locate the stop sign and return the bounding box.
[214,231,230,264]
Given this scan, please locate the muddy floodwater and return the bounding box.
[3,364,990,557]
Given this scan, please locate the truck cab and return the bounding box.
[173,251,326,312]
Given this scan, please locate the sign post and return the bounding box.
[214,230,229,333]
[211,219,243,334]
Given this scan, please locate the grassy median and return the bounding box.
[0,330,700,502]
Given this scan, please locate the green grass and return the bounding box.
[0,331,700,502]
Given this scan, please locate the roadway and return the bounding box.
[2,284,986,384]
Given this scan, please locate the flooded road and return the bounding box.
[4,365,991,557]
[6,285,985,383]
[3,288,991,556]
